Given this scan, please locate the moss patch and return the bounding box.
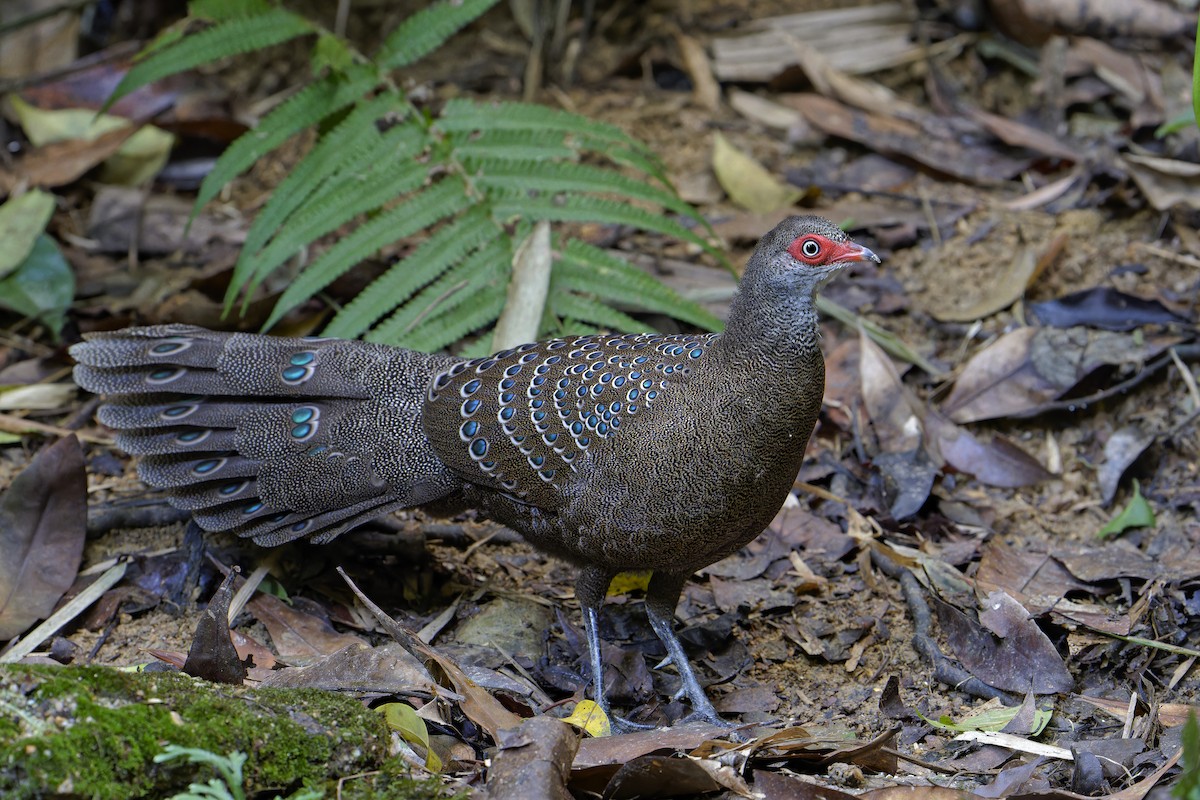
[0,665,392,799]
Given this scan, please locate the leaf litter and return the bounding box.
[1,0,1199,797]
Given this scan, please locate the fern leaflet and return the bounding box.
[335,207,502,340]
[377,0,500,70]
[109,9,314,107]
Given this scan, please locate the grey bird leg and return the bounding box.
[576,565,655,731]
[575,565,616,718]
[645,571,728,726]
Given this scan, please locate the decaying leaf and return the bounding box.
[933,591,1073,695]
[1097,426,1155,506]
[711,132,804,213]
[0,435,87,641]
[942,327,1181,422]
[182,570,248,684]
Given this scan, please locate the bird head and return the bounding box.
[749,215,879,296]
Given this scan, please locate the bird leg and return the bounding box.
[644,571,728,726]
[575,566,617,719]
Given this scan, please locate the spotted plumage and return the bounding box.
[71,216,878,724]
[424,332,711,509]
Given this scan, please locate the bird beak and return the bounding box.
[840,241,880,264]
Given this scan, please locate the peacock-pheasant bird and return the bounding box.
[71,215,878,725]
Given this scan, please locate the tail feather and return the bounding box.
[72,325,465,544]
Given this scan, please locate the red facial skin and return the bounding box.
[787,233,874,266]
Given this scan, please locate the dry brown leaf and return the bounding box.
[711,132,803,213]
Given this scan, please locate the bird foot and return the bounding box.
[610,713,658,733]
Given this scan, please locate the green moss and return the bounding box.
[0,665,391,799]
[332,757,470,800]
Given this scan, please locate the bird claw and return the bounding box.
[611,713,658,733]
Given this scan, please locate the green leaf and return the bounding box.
[450,129,577,162]
[468,160,698,220]
[557,239,722,331]
[1175,713,1200,800]
[492,193,712,254]
[108,9,314,108]
[379,702,442,773]
[313,31,356,73]
[438,98,642,149]
[376,0,499,71]
[372,231,511,344]
[235,122,427,311]
[195,67,378,214]
[551,290,650,334]
[268,178,471,332]
[398,288,507,353]
[0,235,74,340]
[0,190,55,279]
[332,206,500,340]
[1098,479,1156,538]
[917,705,1051,735]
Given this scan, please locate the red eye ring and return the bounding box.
[788,235,828,263]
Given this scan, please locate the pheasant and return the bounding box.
[71,215,878,725]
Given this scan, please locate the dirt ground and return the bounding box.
[2,0,1198,797]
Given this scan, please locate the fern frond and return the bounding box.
[195,67,378,212]
[550,290,650,334]
[372,233,511,344]
[240,159,429,310]
[109,8,314,107]
[399,288,507,353]
[235,124,427,307]
[581,141,672,189]
[265,177,471,331]
[492,194,713,254]
[377,0,500,70]
[557,239,723,331]
[469,160,696,219]
[334,206,501,340]
[438,99,646,151]
[450,129,577,162]
[238,93,406,266]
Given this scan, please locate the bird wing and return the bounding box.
[423,331,718,510]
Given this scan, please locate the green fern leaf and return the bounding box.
[234,123,427,309]
[237,94,405,268]
[468,160,696,219]
[581,141,672,188]
[371,232,511,344]
[190,0,272,21]
[239,158,429,310]
[108,8,314,107]
[437,99,646,151]
[265,178,470,331]
[557,239,723,331]
[377,0,500,70]
[195,66,378,213]
[450,129,577,162]
[333,206,501,340]
[492,194,713,254]
[398,288,506,353]
[550,290,650,334]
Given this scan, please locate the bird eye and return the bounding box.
[801,238,821,258]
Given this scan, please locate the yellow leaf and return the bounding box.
[9,96,174,186]
[563,699,612,737]
[379,702,443,772]
[608,570,651,595]
[712,132,803,213]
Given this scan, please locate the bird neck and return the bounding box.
[713,284,823,377]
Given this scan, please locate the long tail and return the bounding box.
[71,325,464,545]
